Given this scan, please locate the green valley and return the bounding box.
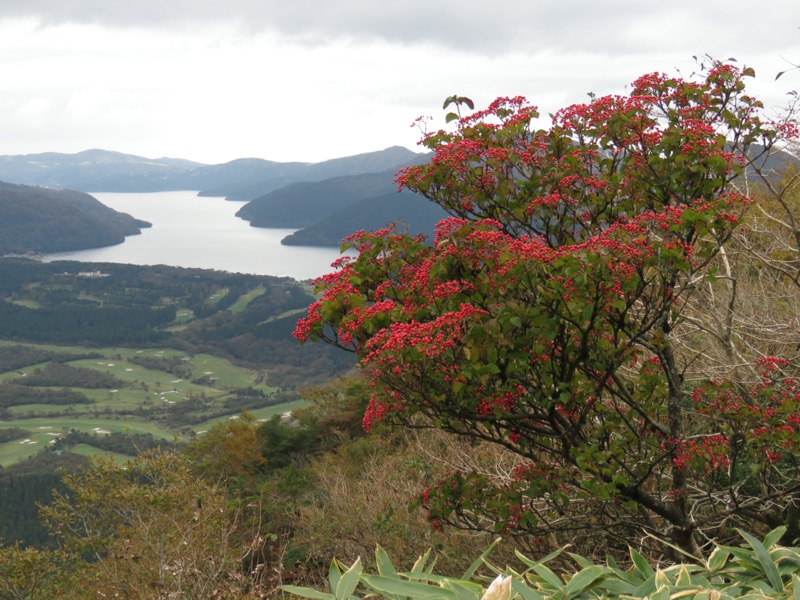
[0,257,353,468]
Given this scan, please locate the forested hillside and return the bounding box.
[236,170,401,228]
[0,258,352,381]
[0,182,149,253]
[0,257,354,558]
[235,168,448,247]
[280,189,449,246]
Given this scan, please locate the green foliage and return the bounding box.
[0,543,73,599]
[0,181,146,254]
[38,450,266,597]
[0,427,30,443]
[281,190,448,247]
[0,456,75,547]
[0,345,100,373]
[259,413,319,471]
[0,258,352,386]
[0,384,93,408]
[184,412,267,483]
[10,362,129,389]
[283,528,800,599]
[296,376,372,446]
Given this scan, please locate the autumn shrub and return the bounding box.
[296,61,800,558]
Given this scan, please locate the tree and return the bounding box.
[0,543,69,600]
[39,450,265,598]
[184,411,266,485]
[295,62,800,558]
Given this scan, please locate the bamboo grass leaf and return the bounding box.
[376,546,398,579]
[563,564,607,598]
[329,559,342,594]
[360,574,458,599]
[511,578,543,600]
[462,538,502,580]
[280,585,336,600]
[737,528,784,592]
[335,557,362,600]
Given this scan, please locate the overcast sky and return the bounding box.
[0,1,798,165]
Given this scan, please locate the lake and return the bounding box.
[40,191,347,280]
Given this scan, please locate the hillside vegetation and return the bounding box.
[280,190,449,246]
[0,182,149,253]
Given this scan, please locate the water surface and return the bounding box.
[40,191,346,280]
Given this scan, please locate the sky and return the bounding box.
[0,1,799,165]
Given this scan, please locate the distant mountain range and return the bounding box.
[2,145,798,254]
[0,149,204,193]
[0,146,426,198]
[0,146,441,250]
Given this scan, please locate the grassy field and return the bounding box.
[69,443,137,464]
[230,286,266,313]
[0,417,175,466]
[0,340,297,467]
[191,398,310,432]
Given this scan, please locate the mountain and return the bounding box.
[0,149,206,192]
[183,158,309,199]
[0,147,428,200]
[0,181,150,254]
[280,189,448,247]
[234,157,442,247]
[235,170,401,228]
[195,146,427,200]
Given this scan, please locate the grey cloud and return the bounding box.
[2,0,798,56]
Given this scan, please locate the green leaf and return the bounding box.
[654,569,670,588]
[630,548,656,580]
[631,575,657,599]
[408,549,435,581]
[511,578,543,600]
[675,564,693,588]
[737,528,784,592]
[563,565,607,598]
[530,563,564,591]
[514,547,565,571]
[329,559,342,594]
[376,546,398,579]
[649,585,672,600]
[441,579,484,600]
[335,557,362,600]
[483,363,501,375]
[706,546,730,573]
[763,526,787,550]
[567,552,596,569]
[361,574,457,599]
[461,537,501,580]
[281,585,336,600]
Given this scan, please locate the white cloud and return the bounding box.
[13,97,53,127]
[0,3,797,163]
